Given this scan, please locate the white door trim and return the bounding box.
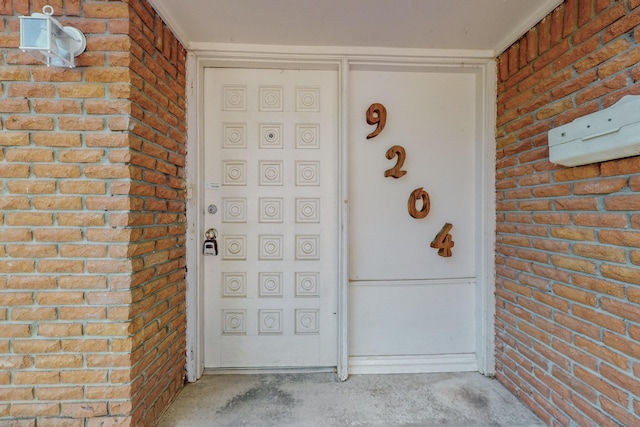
[478,59,498,376]
[349,353,478,375]
[185,48,496,382]
[338,59,350,381]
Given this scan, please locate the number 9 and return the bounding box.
[366,103,387,139]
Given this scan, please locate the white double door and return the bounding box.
[202,66,480,372]
[203,68,339,368]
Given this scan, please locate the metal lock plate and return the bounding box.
[203,239,218,256]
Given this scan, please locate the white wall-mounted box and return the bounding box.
[548,95,640,167]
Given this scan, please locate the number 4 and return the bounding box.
[430,223,454,257]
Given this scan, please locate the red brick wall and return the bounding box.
[496,0,640,425]
[0,1,187,426]
[125,1,187,425]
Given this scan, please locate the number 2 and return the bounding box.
[366,103,387,139]
[384,145,407,179]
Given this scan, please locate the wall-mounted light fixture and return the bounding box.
[19,5,86,68]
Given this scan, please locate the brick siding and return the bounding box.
[0,1,187,426]
[496,0,640,425]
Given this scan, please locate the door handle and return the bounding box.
[205,228,218,240]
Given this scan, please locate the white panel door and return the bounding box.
[203,68,338,368]
[348,69,478,372]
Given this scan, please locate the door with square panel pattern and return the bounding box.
[202,68,338,368]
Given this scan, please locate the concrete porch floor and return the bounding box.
[157,372,544,426]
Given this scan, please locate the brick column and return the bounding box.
[0,1,187,426]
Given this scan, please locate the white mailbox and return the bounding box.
[548,95,640,167]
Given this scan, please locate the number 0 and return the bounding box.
[408,187,430,219]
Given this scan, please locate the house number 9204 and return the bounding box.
[366,102,454,257]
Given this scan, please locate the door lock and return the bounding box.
[203,228,218,256]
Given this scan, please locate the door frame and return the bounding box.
[185,47,496,382]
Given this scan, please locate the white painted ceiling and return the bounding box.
[149,0,562,55]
